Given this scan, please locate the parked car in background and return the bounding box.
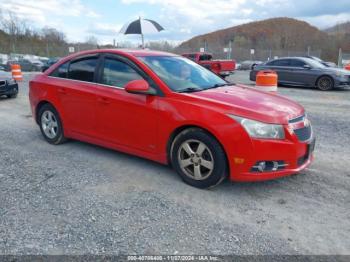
[30,49,315,188]
[182,52,235,78]
[250,57,350,91]
[240,60,263,70]
[303,55,337,68]
[4,59,42,72]
[31,60,44,71]
[42,57,61,72]
[0,71,18,98]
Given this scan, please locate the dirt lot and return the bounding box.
[0,71,349,255]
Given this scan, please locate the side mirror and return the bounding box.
[303,64,312,70]
[124,79,156,95]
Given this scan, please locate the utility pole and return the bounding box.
[338,48,342,67]
[46,41,49,57]
[228,40,232,60]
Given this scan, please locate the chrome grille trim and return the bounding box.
[289,114,305,124]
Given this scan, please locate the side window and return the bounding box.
[188,54,196,61]
[199,54,211,61]
[68,57,97,82]
[50,62,69,78]
[274,59,290,67]
[101,58,143,88]
[290,59,306,67]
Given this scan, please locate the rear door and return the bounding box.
[50,54,99,138]
[94,54,159,152]
[267,59,292,83]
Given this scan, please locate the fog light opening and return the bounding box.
[251,160,287,173]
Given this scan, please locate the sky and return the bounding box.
[0,0,349,45]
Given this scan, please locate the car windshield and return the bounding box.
[305,58,326,69]
[138,56,227,92]
[310,56,323,62]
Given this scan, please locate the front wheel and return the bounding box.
[171,128,227,189]
[317,76,334,91]
[38,104,66,145]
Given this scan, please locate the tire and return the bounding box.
[316,76,334,91]
[7,93,17,98]
[38,103,67,145]
[170,128,227,189]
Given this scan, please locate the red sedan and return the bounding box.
[29,49,315,188]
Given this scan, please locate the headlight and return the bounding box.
[228,115,285,139]
[335,72,346,78]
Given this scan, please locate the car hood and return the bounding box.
[0,71,12,80]
[186,85,304,124]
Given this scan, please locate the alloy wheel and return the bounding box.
[318,77,332,90]
[41,110,58,139]
[177,139,214,181]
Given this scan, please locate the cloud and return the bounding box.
[1,0,349,44]
[301,13,350,29]
[0,0,100,25]
[121,0,350,41]
[87,22,122,36]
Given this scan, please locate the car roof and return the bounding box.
[268,57,313,62]
[64,49,178,59]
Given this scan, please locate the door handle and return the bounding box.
[58,88,67,94]
[97,97,111,105]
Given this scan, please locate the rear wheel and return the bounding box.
[317,76,334,91]
[38,104,66,145]
[171,128,227,189]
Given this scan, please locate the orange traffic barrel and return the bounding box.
[345,64,350,71]
[11,64,23,81]
[256,70,278,92]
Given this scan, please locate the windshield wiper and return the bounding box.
[205,82,235,90]
[177,87,203,93]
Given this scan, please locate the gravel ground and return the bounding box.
[0,71,349,255]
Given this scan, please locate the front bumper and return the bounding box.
[0,82,18,96]
[226,125,315,182]
[334,76,350,87]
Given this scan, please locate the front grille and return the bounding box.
[297,153,309,166]
[294,126,312,142]
[289,114,312,142]
[297,140,315,166]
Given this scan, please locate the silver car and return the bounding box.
[250,57,350,91]
[240,60,263,70]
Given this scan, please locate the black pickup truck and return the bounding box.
[0,71,18,98]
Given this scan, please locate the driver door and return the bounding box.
[94,54,159,153]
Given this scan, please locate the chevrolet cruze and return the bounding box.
[29,49,315,188]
